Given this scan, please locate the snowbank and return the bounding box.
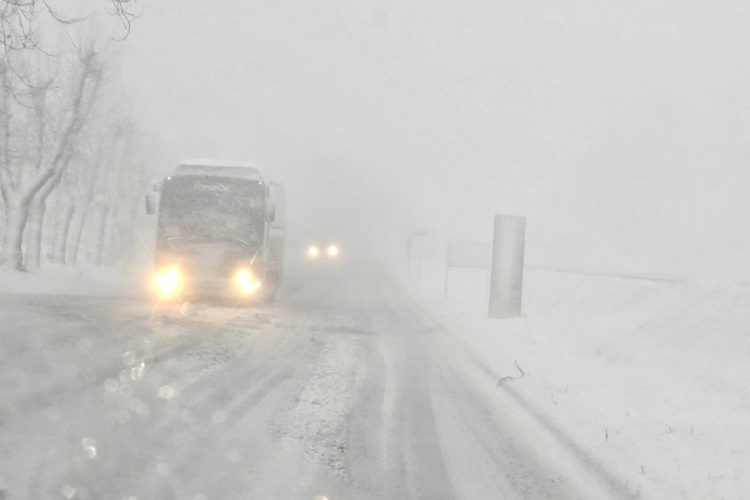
[0,264,149,296]
[417,269,750,499]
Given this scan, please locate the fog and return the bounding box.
[123,1,750,280]
[4,4,750,497]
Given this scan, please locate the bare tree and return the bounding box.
[0,48,103,269]
[0,0,142,270]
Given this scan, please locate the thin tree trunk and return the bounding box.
[24,199,46,271]
[25,157,74,269]
[1,201,30,270]
[24,85,50,272]
[91,204,110,267]
[102,206,118,267]
[119,203,139,265]
[70,141,115,266]
[51,200,75,265]
[68,206,88,267]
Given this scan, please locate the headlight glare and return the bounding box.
[155,266,180,296]
[236,268,261,294]
[236,269,252,285]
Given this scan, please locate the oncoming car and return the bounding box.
[306,243,341,261]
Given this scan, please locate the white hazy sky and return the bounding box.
[122,1,750,279]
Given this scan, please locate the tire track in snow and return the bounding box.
[342,332,397,495]
[137,305,305,412]
[334,301,456,499]
[378,306,456,500]
[67,306,328,500]
[146,311,360,499]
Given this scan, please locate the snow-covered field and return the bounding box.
[0,265,148,297]
[416,268,750,499]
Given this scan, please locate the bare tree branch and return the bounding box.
[41,0,88,25]
[108,0,138,40]
[1,0,139,61]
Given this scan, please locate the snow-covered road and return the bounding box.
[0,264,630,499]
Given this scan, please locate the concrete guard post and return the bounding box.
[488,215,526,318]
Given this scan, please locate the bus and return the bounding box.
[145,159,285,302]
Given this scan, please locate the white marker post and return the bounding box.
[488,215,526,318]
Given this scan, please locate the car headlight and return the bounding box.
[235,268,261,294]
[327,244,339,257]
[308,246,320,258]
[155,266,180,296]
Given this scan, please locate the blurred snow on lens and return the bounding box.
[81,437,97,459]
[131,362,145,380]
[158,385,176,399]
[156,463,171,476]
[104,378,118,392]
[61,485,76,498]
[123,351,135,366]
